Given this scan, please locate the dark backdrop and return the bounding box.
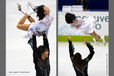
[58,0,108,11]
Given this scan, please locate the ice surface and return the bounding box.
[58,42,109,76]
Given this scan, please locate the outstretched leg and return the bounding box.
[90,31,106,45]
[17,4,35,31]
[90,31,100,41]
[90,31,100,45]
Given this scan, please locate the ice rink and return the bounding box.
[58,42,109,76]
[6,0,56,76]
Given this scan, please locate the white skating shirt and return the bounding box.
[71,17,96,34]
[25,15,53,38]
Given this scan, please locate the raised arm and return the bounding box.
[85,41,95,62]
[28,35,37,50]
[68,36,75,58]
[32,35,37,49]
[28,35,38,66]
[43,33,50,54]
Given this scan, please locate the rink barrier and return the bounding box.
[58,35,109,42]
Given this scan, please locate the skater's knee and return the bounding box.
[16,24,30,31]
[17,24,21,29]
[17,24,20,29]
[17,24,23,30]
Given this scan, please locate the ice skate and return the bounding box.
[101,35,106,45]
[93,38,99,45]
[17,3,26,14]
[28,2,37,12]
[26,2,36,15]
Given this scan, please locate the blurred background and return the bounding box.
[58,0,108,11]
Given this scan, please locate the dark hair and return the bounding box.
[74,53,82,63]
[37,45,47,58]
[65,12,76,24]
[36,5,45,20]
[73,52,88,71]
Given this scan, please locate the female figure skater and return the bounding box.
[68,36,95,76]
[17,4,53,38]
[65,12,106,45]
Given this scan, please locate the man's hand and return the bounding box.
[68,35,72,41]
[42,32,47,38]
[84,39,88,45]
[33,33,37,36]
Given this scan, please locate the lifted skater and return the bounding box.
[68,36,95,76]
[65,12,106,45]
[28,33,50,76]
[17,4,53,38]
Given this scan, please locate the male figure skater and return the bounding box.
[68,36,95,76]
[28,33,50,76]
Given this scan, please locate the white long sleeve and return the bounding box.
[24,16,53,38]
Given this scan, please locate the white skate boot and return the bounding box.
[93,38,99,45]
[101,35,106,45]
[17,3,26,14]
